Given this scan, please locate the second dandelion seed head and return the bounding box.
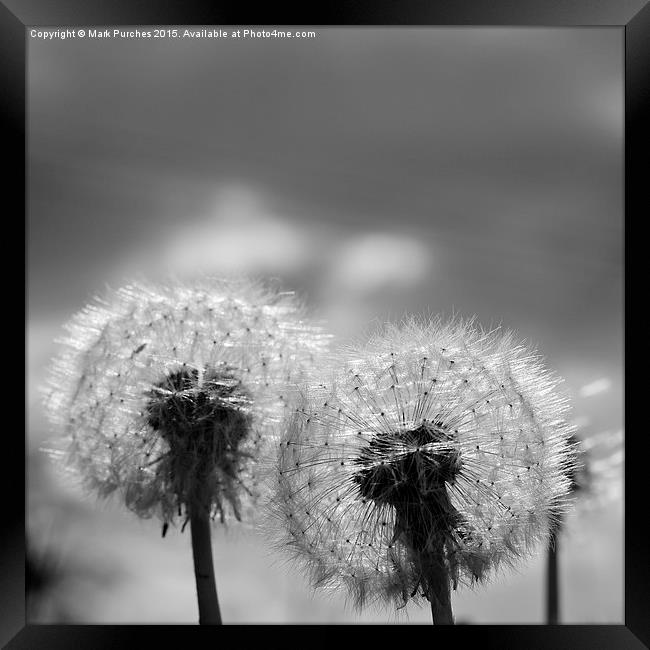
[272,317,578,611]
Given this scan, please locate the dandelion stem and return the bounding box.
[190,506,222,625]
[430,595,454,625]
[546,529,559,624]
[425,552,455,625]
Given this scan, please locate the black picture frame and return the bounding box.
[7,0,646,647]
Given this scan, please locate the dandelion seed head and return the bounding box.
[563,428,623,521]
[43,277,330,529]
[269,317,578,610]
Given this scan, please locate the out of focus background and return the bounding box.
[27,27,623,623]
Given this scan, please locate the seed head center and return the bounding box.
[145,367,251,476]
[353,422,464,553]
[354,422,460,503]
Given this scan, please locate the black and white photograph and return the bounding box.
[19,12,633,633]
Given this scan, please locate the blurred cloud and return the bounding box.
[581,429,623,454]
[119,185,324,278]
[579,378,612,398]
[572,415,590,430]
[328,232,433,294]
[313,231,435,340]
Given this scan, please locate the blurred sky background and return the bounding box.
[26,26,623,624]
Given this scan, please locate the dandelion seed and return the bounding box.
[43,277,329,624]
[269,317,577,624]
